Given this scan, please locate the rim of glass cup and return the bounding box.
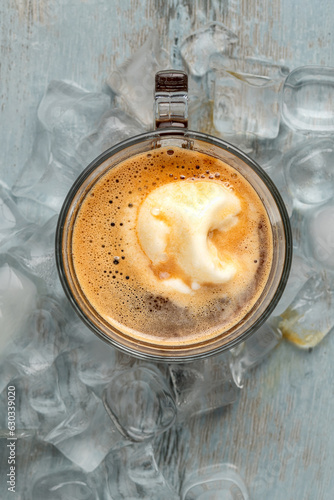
[55,128,292,363]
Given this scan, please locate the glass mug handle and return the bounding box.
[154,70,189,129]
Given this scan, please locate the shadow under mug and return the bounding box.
[55,71,292,363]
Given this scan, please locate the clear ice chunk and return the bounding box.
[54,352,93,413]
[12,377,41,434]
[0,360,18,395]
[169,352,240,419]
[12,215,60,291]
[77,108,145,165]
[127,443,179,499]
[230,322,282,388]
[62,313,98,348]
[284,138,334,205]
[272,250,314,317]
[181,464,249,500]
[277,272,334,348]
[13,81,110,214]
[261,153,293,217]
[0,185,37,250]
[45,390,129,472]
[180,22,238,77]
[15,156,79,214]
[10,295,65,376]
[105,443,179,500]
[12,121,51,202]
[0,256,38,356]
[306,202,334,269]
[282,65,334,132]
[27,364,66,417]
[31,469,98,500]
[103,364,176,441]
[37,80,111,166]
[9,437,86,500]
[107,32,170,127]
[212,56,289,139]
[73,340,118,395]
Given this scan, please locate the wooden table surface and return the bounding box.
[1,1,334,499]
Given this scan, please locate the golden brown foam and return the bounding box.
[72,147,273,346]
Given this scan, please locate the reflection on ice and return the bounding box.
[0,257,38,355]
[103,364,176,441]
[181,463,249,500]
[31,469,98,500]
[284,138,334,206]
[278,273,334,349]
[108,32,169,127]
[105,442,179,499]
[230,322,282,388]
[180,22,238,77]
[282,65,334,133]
[212,57,289,139]
[306,202,334,270]
[169,353,240,419]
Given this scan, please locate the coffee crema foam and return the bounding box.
[72,146,273,346]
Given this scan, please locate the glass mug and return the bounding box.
[56,70,292,362]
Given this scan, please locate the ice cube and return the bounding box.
[187,70,216,134]
[105,443,179,500]
[212,56,289,139]
[0,256,38,357]
[127,443,179,499]
[73,340,118,395]
[278,272,334,348]
[282,65,334,133]
[169,352,240,419]
[13,81,110,214]
[22,437,102,500]
[27,364,66,417]
[180,22,238,77]
[55,351,92,412]
[31,469,98,500]
[107,32,170,127]
[0,360,18,395]
[1,436,75,499]
[12,121,51,202]
[61,312,97,349]
[10,295,65,376]
[12,215,60,291]
[103,364,176,441]
[182,463,249,500]
[284,138,334,205]
[77,108,146,165]
[0,185,37,251]
[37,80,111,166]
[271,250,314,317]
[38,352,132,472]
[230,322,282,388]
[45,391,130,472]
[15,194,56,226]
[15,156,78,214]
[9,377,41,434]
[253,145,293,218]
[305,202,334,270]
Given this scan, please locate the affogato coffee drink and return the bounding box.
[56,70,291,361]
[71,146,273,348]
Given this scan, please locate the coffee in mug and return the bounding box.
[56,70,291,361]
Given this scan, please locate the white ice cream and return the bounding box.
[137,180,241,293]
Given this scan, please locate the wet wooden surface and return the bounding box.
[1,1,334,499]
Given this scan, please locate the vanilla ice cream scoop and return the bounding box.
[137,180,241,293]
